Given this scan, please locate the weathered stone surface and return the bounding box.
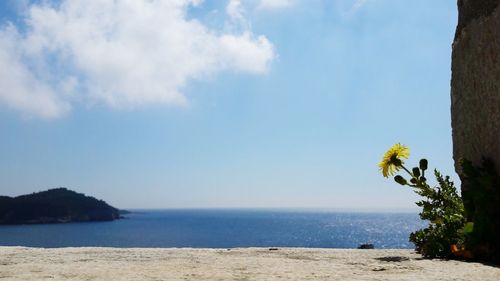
[451,0,500,176]
[451,0,500,261]
[455,0,500,38]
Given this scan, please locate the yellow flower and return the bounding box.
[379,143,410,177]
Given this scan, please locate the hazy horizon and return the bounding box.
[0,0,458,209]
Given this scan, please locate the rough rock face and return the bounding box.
[451,0,500,260]
[451,0,500,176]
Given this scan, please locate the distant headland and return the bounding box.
[0,188,126,225]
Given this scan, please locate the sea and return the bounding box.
[0,209,426,249]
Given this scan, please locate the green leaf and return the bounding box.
[462,222,474,234]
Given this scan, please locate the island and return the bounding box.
[0,188,125,224]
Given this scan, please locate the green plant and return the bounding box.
[406,169,466,258]
[379,144,466,258]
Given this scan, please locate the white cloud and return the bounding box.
[0,0,275,118]
[0,25,70,118]
[220,33,274,73]
[227,0,245,22]
[257,0,292,10]
[226,0,251,31]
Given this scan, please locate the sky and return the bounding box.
[0,0,458,209]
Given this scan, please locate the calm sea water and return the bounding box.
[0,209,426,249]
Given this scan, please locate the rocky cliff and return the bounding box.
[451,0,500,261]
[451,0,500,175]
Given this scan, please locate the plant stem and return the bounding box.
[401,165,414,178]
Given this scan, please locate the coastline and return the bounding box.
[1,247,499,280]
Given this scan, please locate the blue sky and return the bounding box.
[0,0,458,209]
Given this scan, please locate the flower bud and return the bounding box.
[419,159,428,171]
[412,167,420,178]
[420,176,427,182]
[394,175,407,185]
[410,178,417,184]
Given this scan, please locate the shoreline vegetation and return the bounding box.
[379,144,469,259]
[1,247,499,280]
